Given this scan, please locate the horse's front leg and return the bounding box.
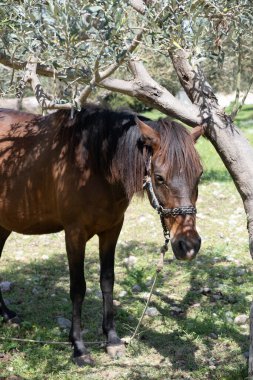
[98,219,125,358]
[65,227,93,366]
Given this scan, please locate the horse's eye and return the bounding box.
[155,174,164,184]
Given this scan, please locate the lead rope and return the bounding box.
[128,212,170,343]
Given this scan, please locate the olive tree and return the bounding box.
[1,0,253,373]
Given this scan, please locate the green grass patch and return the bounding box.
[226,103,253,125]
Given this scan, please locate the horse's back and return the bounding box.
[0,108,37,129]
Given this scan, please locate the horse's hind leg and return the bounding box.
[65,227,94,366]
[0,227,18,323]
[98,219,126,358]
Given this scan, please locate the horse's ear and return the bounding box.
[135,117,160,153]
[191,125,204,143]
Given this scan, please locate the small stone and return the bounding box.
[170,306,183,314]
[86,287,92,294]
[123,255,137,268]
[236,268,246,276]
[132,284,141,293]
[226,256,240,264]
[200,287,211,295]
[113,300,121,307]
[209,365,216,370]
[212,294,222,301]
[234,314,248,325]
[225,311,233,323]
[119,290,127,298]
[0,281,13,292]
[191,303,201,308]
[209,333,218,339]
[145,307,160,317]
[57,317,71,329]
[140,292,151,301]
[145,279,153,287]
[32,288,39,295]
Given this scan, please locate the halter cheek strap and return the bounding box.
[143,156,197,255]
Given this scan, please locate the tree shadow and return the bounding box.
[0,238,250,378]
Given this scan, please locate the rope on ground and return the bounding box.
[0,336,106,346]
[128,271,159,342]
[127,246,167,344]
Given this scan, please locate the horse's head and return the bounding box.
[136,117,203,261]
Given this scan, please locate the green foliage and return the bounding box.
[104,92,151,112]
[0,0,253,103]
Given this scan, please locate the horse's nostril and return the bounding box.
[178,240,186,252]
[178,238,200,257]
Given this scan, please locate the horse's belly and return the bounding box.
[0,196,62,234]
[0,212,63,235]
[18,222,63,235]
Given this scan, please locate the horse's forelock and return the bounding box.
[156,119,202,185]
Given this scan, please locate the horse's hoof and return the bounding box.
[106,343,126,359]
[7,315,21,327]
[73,354,95,367]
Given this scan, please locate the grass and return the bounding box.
[0,106,253,379]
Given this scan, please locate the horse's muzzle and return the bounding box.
[171,234,201,261]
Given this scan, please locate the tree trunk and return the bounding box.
[249,302,253,378]
[204,115,253,258]
[169,49,253,258]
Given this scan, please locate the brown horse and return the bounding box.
[0,105,202,365]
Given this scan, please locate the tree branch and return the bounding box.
[231,76,253,118]
[17,56,73,110]
[0,50,91,83]
[78,29,144,106]
[231,33,242,119]
[128,0,146,14]
[169,48,221,127]
[99,78,135,94]
[100,59,201,125]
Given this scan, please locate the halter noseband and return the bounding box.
[143,176,197,218]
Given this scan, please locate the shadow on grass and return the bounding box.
[0,238,250,379]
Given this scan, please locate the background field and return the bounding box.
[1,106,253,379]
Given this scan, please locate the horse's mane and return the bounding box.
[51,105,202,199]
